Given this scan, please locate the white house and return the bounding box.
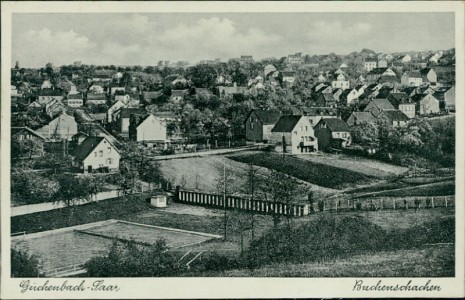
[41,80,53,89]
[129,114,167,143]
[270,115,318,154]
[71,136,120,173]
[331,73,350,90]
[401,54,412,63]
[401,71,423,87]
[107,100,126,123]
[36,112,78,141]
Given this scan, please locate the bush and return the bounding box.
[11,248,41,277]
[193,252,242,272]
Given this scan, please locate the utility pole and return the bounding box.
[223,163,227,241]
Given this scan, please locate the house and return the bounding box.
[287,53,303,64]
[92,70,113,82]
[71,137,120,173]
[300,107,338,127]
[401,54,412,63]
[239,55,254,64]
[317,93,337,108]
[364,59,377,72]
[331,73,350,90]
[332,88,343,103]
[107,100,126,123]
[244,109,281,142]
[366,68,388,83]
[37,88,64,105]
[11,127,47,157]
[270,115,318,154]
[378,59,388,68]
[420,68,437,84]
[67,93,84,107]
[86,93,107,105]
[171,90,186,101]
[433,86,455,112]
[363,98,396,116]
[127,93,141,108]
[387,93,416,118]
[346,85,366,105]
[346,112,377,126]
[41,80,53,89]
[44,98,65,118]
[110,86,126,96]
[378,110,410,127]
[36,112,78,141]
[282,71,296,84]
[318,74,326,83]
[129,114,167,145]
[411,94,440,115]
[218,86,247,98]
[401,71,422,87]
[313,118,352,151]
[113,107,145,133]
[114,91,130,103]
[89,84,105,94]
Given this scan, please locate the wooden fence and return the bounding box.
[176,190,309,217]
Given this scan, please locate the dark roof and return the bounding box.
[67,93,83,100]
[38,88,64,96]
[411,94,430,102]
[319,118,351,132]
[322,93,335,102]
[350,112,377,124]
[87,93,106,100]
[11,127,46,140]
[420,68,432,76]
[388,92,411,107]
[407,70,421,78]
[368,98,396,110]
[375,87,393,99]
[250,109,281,125]
[120,108,145,119]
[71,137,105,161]
[381,110,410,122]
[301,107,338,116]
[271,115,303,132]
[367,68,388,75]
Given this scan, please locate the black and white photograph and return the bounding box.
[1,1,464,299]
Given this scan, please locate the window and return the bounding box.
[99,150,103,157]
[294,131,297,135]
[343,133,347,138]
[305,126,308,131]
[108,147,111,153]
[94,152,97,157]
[310,120,313,125]
[107,158,112,165]
[300,126,303,132]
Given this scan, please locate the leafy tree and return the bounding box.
[11,138,43,159]
[11,248,41,277]
[186,65,217,88]
[11,171,58,205]
[84,239,178,277]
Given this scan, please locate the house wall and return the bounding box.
[67,99,83,107]
[418,95,440,115]
[331,131,352,147]
[425,70,437,83]
[401,75,422,87]
[86,99,106,105]
[262,125,274,142]
[331,80,350,90]
[37,114,78,141]
[136,116,167,142]
[444,87,455,111]
[271,118,318,154]
[399,103,416,118]
[364,101,382,116]
[245,111,264,142]
[107,101,126,122]
[82,140,120,172]
[38,96,63,105]
[364,62,377,71]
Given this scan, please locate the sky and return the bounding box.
[11,12,455,68]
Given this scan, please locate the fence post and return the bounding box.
[335,201,338,212]
[393,199,396,210]
[445,196,447,207]
[323,200,326,211]
[381,199,384,210]
[431,197,435,208]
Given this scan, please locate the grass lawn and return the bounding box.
[354,180,455,198]
[212,244,454,277]
[295,153,408,178]
[229,152,376,189]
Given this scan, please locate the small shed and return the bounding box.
[150,194,168,208]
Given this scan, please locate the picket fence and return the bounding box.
[176,190,309,217]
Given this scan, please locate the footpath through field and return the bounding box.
[295,153,408,178]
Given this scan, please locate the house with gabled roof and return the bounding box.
[346,112,377,127]
[366,68,388,83]
[401,70,423,87]
[129,114,167,146]
[11,127,47,157]
[38,88,64,105]
[67,93,84,107]
[363,98,396,116]
[86,93,107,105]
[300,107,338,127]
[411,93,440,115]
[420,68,437,84]
[270,115,318,154]
[313,118,352,151]
[245,109,282,142]
[44,98,65,118]
[378,110,410,127]
[433,86,455,112]
[71,136,120,173]
[387,92,416,118]
[36,112,78,141]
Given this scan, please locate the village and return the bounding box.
[10,47,456,278]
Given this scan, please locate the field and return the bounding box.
[159,155,338,198]
[354,180,455,198]
[228,152,376,189]
[295,153,408,178]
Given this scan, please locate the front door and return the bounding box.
[87,165,92,173]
